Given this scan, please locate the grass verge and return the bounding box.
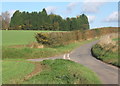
[3,39,97,59]
[23,59,101,84]
[92,44,119,67]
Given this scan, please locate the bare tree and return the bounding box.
[2,11,10,30]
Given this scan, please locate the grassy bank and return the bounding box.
[92,44,119,67]
[3,39,97,59]
[92,33,119,67]
[23,59,101,84]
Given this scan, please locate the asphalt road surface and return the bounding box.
[28,40,119,84]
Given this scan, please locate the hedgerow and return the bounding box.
[36,27,118,47]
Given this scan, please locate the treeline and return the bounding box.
[10,8,89,31]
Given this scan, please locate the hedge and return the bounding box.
[35,27,118,47]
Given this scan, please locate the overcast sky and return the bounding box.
[1,1,119,29]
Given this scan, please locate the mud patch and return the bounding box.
[10,45,26,48]
[23,62,43,81]
[10,42,44,48]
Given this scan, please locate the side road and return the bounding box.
[28,40,119,84]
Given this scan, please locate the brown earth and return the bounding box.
[22,62,43,81]
[10,42,44,48]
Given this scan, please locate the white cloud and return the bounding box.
[3,0,118,2]
[87,15,96,23]
[84,0,108,2]
[9,10,16,17]
[104,11,119,22]
[1,10,16,18]
[45,6,57,14]
[66,2,79,13]
[82,1,105,13]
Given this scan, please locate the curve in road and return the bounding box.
[28,40,119,84]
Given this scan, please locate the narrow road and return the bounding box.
[28,40,119,84]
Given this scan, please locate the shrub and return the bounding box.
[36,27,118,47]
[36,32,77,47]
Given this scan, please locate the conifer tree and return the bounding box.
[10,9,90,30]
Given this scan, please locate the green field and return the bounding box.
[2,30,64,46]
[2,60,35,84]
[2,30,101,84]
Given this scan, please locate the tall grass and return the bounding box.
[92,44,119,67]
